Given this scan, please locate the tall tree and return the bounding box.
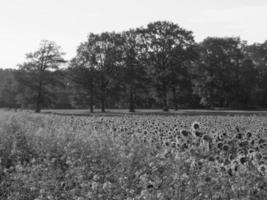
[84,32,123,112]
[69,46,97,113]
[193,37,257,108]
[120,29,147,112]
[245,41,267,107]
[0,70,18,108]
[140,21,195,111]
[16,40,65,112]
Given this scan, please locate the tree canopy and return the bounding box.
[1,21,267,111]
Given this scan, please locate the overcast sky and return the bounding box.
[1,0,267,69]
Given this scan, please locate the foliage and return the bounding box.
[119,29,148,112]
[245,41,267,107]
[15,40,66,113]
[192,37,258,108]
[1,21,267,110]
[0,70,18,108]
[139,21,196,111]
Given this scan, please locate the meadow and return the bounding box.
[0,110,266,200]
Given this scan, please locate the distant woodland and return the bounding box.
[1,21,267,112]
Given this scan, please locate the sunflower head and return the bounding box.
[181,129,190,137]
[191,122,200,130]
[258,164,266,175]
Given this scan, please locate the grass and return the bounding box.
[0,109,16,121]
[42,108,267,116]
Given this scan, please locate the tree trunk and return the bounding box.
[129,85,135,112]
[172,87,178,111]
[35,101,41,113]
[89,81,94,113]
[162,85,169,112]
[35,80,42,113]
[100,75,106,113]
[101,88,105,113]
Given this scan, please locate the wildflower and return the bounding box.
[91,181,98,191]
[93,174,100,181]
[86,192,93,198]
[103,181,112,191]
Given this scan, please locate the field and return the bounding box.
[0,110,266,200]
[42,109,267,117]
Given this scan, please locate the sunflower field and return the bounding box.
[0,112,266,200]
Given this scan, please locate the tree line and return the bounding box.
[1,21,267,112]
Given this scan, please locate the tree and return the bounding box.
[69,47,97,112]
[245,41,267,107]
[78,33,123,112]
[16,40,65,112]
[140,21,196,111]
[120,29,147,112]
[193,37,257,108]
[0,70,18,108]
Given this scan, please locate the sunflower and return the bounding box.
[246,131,252,139]
[236,133,243,140]
[258,164,266,175]
[239,157,247,165]
[193,130,203,138]
[222,144,230,152]
[227,168,233,176]
[180,129,190,137]
[208,156,215,162]
[204,176,212,182]
[191,122,200,130]
[203,134,213,143]
[217,142,223,150]
[239,141,249,148]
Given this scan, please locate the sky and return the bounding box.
[0,0,267,69]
